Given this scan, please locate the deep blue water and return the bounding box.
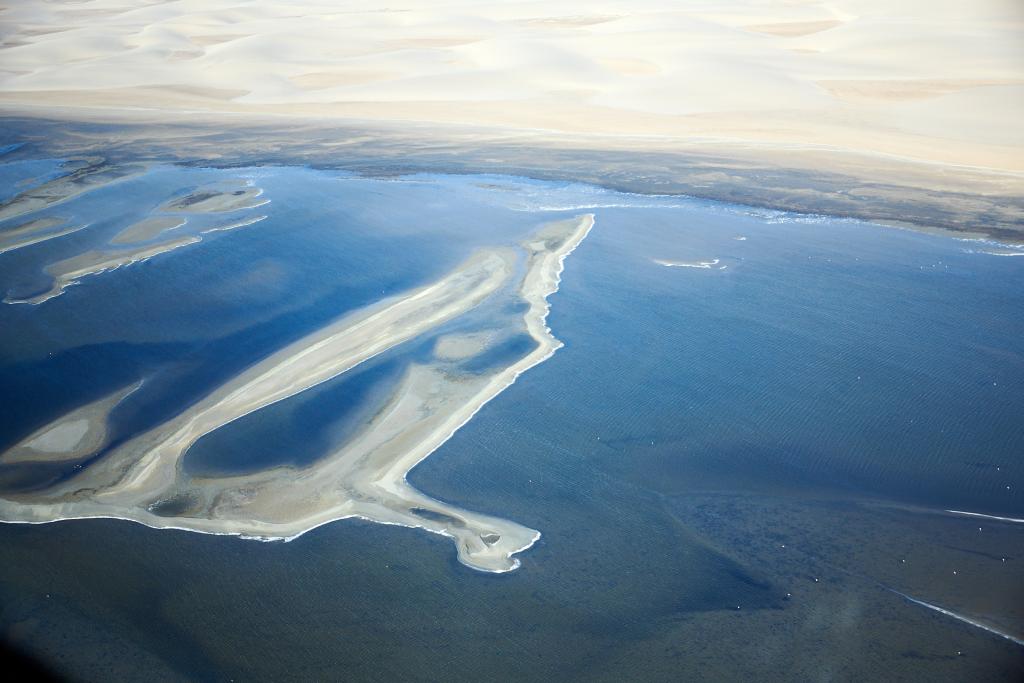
[0,159,1022,680]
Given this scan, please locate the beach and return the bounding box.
[0,0,1020,240]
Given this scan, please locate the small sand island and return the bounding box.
[0,214,594,573]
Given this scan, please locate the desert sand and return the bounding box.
[0,0,1019,177]
[0,215,592,571]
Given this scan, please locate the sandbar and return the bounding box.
[110,216,187,244]
[0,216,85,254]
[164,187,268,213]
[3,383,140,464]
[0,214,593,572]
[4,234,201,305]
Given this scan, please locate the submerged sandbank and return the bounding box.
[2,170,270,305]
[0,214,593,572]
[0,216,85,254]
[0,158,145,223]
[2,383,140,465]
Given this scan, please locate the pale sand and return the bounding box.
[163,187,268,213]
[0,1,1019,176]
[0,159,145,223]
[110,216,187,244]
[3,383,140,464]
[433,331,496,361]
[3,174,270,304]
[0,215,592,572]
[4,235,201,305]
[0,216,85,254]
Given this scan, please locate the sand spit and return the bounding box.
[2,383,140,465]
[201,214,268,234]
[0,215,592,572]
[0,216,85,254]
[4,235,201,305]
[110,216,187,244]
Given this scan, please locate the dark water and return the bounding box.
[0,159,1022,681]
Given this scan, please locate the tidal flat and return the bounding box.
[0,140,1021,680]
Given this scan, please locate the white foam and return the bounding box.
[654,258,719,269]
[890,590,1024,647]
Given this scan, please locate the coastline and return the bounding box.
[2,110,1020,244]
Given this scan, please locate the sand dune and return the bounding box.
[0,215,593,572]
[0,1,1019,175]
[744,20,843,37]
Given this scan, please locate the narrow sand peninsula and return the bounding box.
[0,216,85,254]
[3,383,140,465]
[4,235,201,305]
[0,215,593,572]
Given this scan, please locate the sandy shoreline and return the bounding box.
[0,215,593,572]
[0,1,1019,240]
[2,112,1018,242]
